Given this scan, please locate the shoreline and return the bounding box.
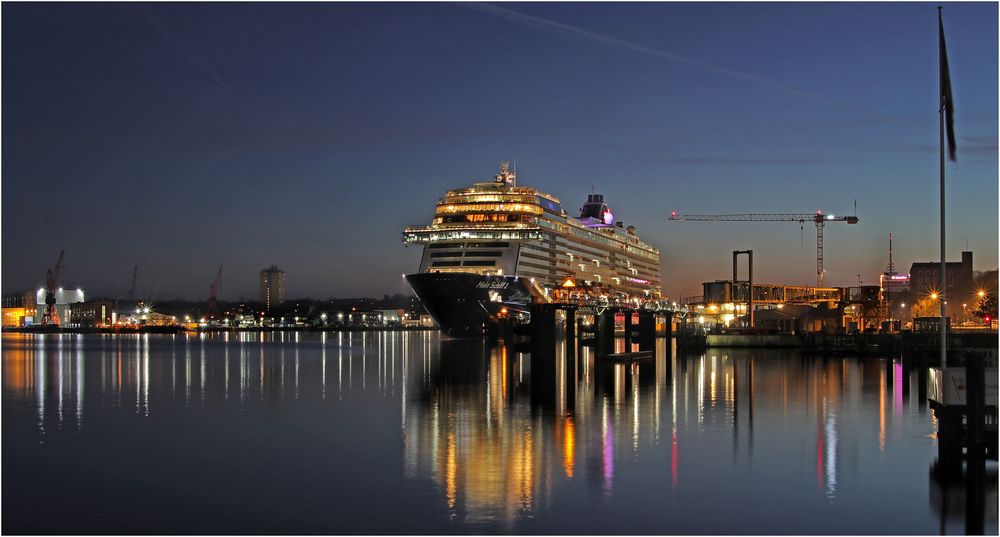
[3,326,440,335]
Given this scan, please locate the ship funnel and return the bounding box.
[495,161,516,186]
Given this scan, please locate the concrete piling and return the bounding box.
[597,310,615,356]
[638,311,655,352]
[623,310,633,350]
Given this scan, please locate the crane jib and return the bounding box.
[666,212,860,287]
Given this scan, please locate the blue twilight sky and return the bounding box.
[3,2,997,300]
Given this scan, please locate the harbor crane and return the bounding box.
[41,250,65,326]
[207,264,223,320]
[668,210,859,287]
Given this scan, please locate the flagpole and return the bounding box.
[938,5,947,369]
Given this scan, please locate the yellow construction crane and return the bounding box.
[668,210,859,287]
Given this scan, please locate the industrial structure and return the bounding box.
[688,249,988,334]
[693,278,885,333]
[2,288,86,328]
[668,210,859,287]
[679,245,915,334]
[41,250,66,325]
[880,233,910,318]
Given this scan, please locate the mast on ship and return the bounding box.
[494,161,516,187]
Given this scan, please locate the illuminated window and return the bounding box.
[436,203,543,215]
[464,213,510,223]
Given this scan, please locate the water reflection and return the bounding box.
[2,332,387,436]
[404,340,543,527]
[2,332,996,534]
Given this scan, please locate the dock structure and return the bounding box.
[550,283,701,355]
[499,289,696,413]
[509,291,687,361]
[927,352,998,473]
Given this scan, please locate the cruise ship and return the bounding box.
[403,163,662,337]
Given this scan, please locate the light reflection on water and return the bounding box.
[1,331,996,534]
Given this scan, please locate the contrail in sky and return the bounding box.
[137,6,230,91]
[467,3,854,109]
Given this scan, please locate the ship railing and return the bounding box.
[403,223,541,232]
[544,291,685,313]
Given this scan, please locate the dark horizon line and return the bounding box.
[1,291,419,304]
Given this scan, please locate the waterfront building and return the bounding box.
[909,251,973,297]
[1,292,35,327]
[67,300,115,328]
[909,251,978,320]
[880,273,910,299]
[259,265,286,310]
[348,310,382,326]
[697,279,892,332]
[138,311,178,326]
[23,287,85,325]
[402,313,437,328]
[375,309,404,326]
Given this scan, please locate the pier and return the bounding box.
[499,298,685,360]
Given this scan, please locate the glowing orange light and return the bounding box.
[502,346,508,401]
[563,416,575,478]
[445,432,457,511]
[562,278,576,288]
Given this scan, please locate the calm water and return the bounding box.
[2,332,996,534]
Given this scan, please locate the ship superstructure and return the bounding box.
[403,162,662,337]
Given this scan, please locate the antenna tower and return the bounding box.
[885,233,896,276]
